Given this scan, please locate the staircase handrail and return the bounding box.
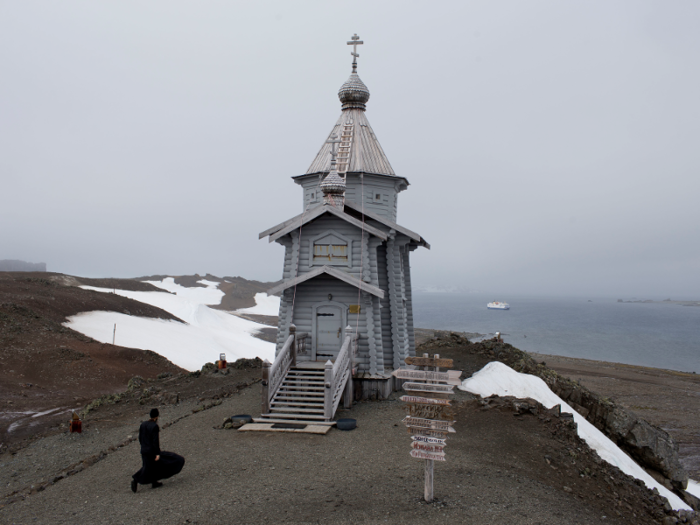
[324,327,359,420]
[261,325,297,415]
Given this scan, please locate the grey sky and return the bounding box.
[1,1,698,298]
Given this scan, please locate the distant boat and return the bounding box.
[487,301,510,310]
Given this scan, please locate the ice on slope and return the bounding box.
[64,278,275,372]
[688,480,700,499]
[236,293,280,316]
[460,361,691,511]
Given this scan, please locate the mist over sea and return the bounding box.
[412,293,700,373]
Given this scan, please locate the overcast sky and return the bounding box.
[1,1,698,298]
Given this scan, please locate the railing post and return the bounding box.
[324,360,333,421]
[344,326,354,409]
[290,324,297,368]
[261,359,271,415]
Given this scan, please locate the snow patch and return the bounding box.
[145,277,224,306]
[460,361,691,511]
[236,293,280,316]
[67,282,275,371]
[687,479,700,499]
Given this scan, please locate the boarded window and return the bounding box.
[312,234,349,266]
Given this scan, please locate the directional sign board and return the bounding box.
[403,382,454,395]
[405,403,455,421]
[400,395,451,406]
[411,449,446,461]
[392,369,462,385]
[403,416,452,431]
[408,426,454,438]
[405,356,454,368]
[412,435,447,445]
[411,441,445,454]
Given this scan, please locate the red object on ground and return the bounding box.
[218,360,227,369]
[69,419,82,433]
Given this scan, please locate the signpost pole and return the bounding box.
[425,459,434,502]
[423,353,434,502]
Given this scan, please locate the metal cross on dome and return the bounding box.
[347,33,363,72]
[327,133,341,168]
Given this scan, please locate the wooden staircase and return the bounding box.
[257,364,329,424]
[257,325,358,427]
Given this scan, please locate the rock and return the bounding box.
[231,357,264,369]
[126,376,146,391]
[563,486,572,493]
[662,517,677,525]
[201,362,217,374]
[681,490,700,511]
[223,422,233,429]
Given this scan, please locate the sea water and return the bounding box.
[413,293,700,373]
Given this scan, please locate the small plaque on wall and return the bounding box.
[349,304,361,314]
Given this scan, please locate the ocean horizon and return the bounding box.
[412,293,700,374]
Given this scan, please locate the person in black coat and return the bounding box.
[131,408,185,492]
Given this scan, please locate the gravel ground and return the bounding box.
[0,373,684,525]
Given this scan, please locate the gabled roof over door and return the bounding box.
[267,265,385,299]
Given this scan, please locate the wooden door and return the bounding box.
[316,305,342,361]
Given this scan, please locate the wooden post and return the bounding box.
[112,324,116,345]
[290,324,297,368]
[262,359,271,415]
[344,364,353,409]
[424,459,434,502]
[425,352,434,502]
[324,360,333,421]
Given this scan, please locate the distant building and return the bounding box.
[0,260,47,272]
[260,35,429,398]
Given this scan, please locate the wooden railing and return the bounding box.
[324,326,359,420]
[295,332,310,356]
[261,325,297,415]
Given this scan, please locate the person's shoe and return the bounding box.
[151,481,163,489]
[131,479,138,493]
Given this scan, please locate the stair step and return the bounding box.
[275,393,324,399]
[256,416,333,424]
[282,380,324,385]
[272,401,323,407]
[271,406,324,414]
[279,385,324,392]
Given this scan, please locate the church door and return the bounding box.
[315,305,343,361]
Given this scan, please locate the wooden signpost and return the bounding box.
[404,356,454,368]
[402,382,455,395]
[393,369,462,384]
[399,395,451,406]
[412,435,446,445]
[395,353,462,503]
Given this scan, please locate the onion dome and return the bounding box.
[338,72,370,110]
[321,170,346,196]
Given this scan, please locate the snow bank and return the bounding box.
[460,361,691,511]
[687,480,700,499]
[65,279,275,371]
[236,293,280,316]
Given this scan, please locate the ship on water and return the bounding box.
[487,301,510,310]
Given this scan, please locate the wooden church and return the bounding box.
[257,36,429,424]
